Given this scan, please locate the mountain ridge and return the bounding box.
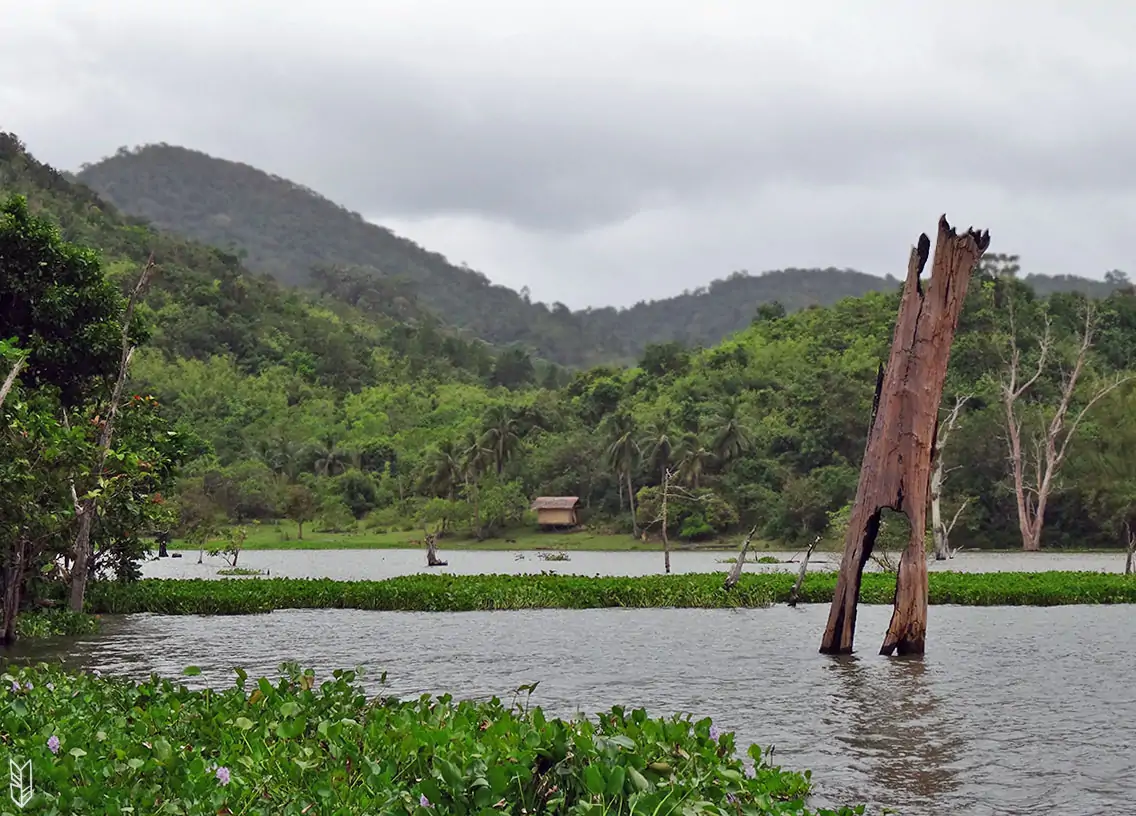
[76,143,1125,366]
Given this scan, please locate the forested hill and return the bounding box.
[77,144,1124,367]
[0,133,521,392]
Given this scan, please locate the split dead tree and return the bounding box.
[423,524,448,567]
[1001,303,1132,551]
[69,256,155,612]
[723,525,759,590]
[820,216,989,657]
[930,395,971,560]
[1126,522,1135,576]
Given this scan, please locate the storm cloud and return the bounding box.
[4,1,1136,306]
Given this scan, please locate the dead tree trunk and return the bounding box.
[820,216,989,657]
[788,535,821,607]
[425,530,447,567]
[723,525,758,590]
[1126,523,1135,576]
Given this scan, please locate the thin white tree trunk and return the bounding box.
[0,355,26,411]
[70,257,154,612]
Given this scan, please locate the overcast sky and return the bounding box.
[4,1,1135,308]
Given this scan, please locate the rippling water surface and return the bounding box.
[12,603,1135,816]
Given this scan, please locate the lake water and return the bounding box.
[142,547,1130,581]
[10,603,1135,816]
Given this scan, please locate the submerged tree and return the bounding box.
[820,216,990,657]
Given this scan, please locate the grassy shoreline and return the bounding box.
[1,663,863,815]
[165,522,1133,554]
[85,571,1136,615]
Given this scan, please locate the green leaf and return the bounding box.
[234,716,254,730]
[583,764,606,795]
[182,666,201,676]
[69,747,87,758]
[606,765,626,795]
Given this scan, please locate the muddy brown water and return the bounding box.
[9,601,1135,816]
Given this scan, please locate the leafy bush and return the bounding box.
[0,663,863,815]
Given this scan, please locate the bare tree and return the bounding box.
[930,395,971,560]
[647,467,701,574]
[1001,303,1131,552]
[69,256,155,611]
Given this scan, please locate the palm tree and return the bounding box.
[479,405,521,476]
[641,410,675,486]
[423,438,463,501]
[675,432,714,489]
[460,431,493,534]
[603,412,641,536]
[709,399,751,467]
[310,436,352,477]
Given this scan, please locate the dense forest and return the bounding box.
[77,144,1126,367]
[2,126,1134,628]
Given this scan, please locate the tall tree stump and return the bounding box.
[819,216,989,657]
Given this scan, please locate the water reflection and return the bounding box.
[826,655,964,811]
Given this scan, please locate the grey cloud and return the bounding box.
[3,2,1136,306]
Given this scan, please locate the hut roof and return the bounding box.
[530,496,580,511]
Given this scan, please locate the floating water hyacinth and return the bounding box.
[215,766,231,786]
[47,735,60,754]
[710,724,721,741]
[420,793,430,807]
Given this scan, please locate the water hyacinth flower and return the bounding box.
[709,725,720,741]
[47,735,60,755]
[420,793,430,807]
[10,681,19,693]
[726,792,738,805]
[24,681,33,690]
[46,682,54,691]
[215,766,230,786]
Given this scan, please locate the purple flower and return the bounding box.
[47,735,60,755]
[215,766,230,786]
[420,793,431,807]
[709,725,720,741]
[10,681,19,693]
[727,792,738,805]
[46,683,54,691]
[24,681,33,690]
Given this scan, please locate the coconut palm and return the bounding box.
[708,399,751,467]
[423,438,463,501]
[479,404,521,476]
[641,410,676,486]
[675,432,714,489]
[603,411,641,536]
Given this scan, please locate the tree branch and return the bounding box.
[0,353,26,411]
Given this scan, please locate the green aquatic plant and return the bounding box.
[78,571,1136,616]
[0,663,864,815]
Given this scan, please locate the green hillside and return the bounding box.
[77,143,1126,367]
